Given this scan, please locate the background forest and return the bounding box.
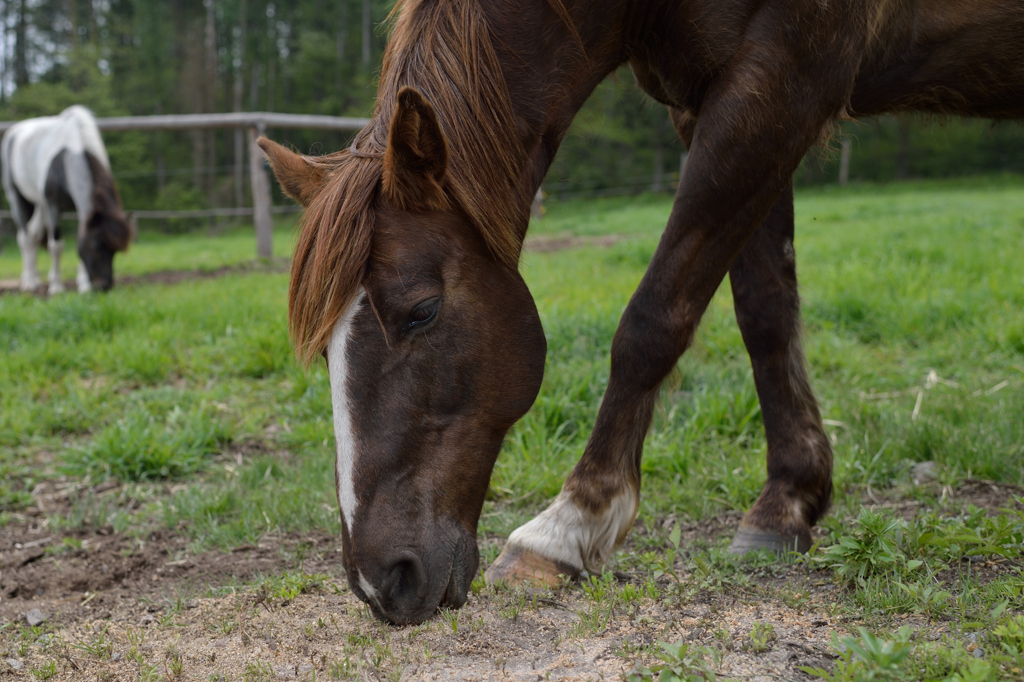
[0,0,1022,221]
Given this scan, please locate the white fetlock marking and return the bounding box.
[504,488,638,574]
[20,271,41,291]
[76,262,92,293]
[18,229,41,291]
[47,239,64,294]
[327,288,366,535]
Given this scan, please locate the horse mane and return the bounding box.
[289,0,530,366]
[85,152,132,251]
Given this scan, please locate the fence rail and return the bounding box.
[0,112,370,135]
[0,205,301,222]
[0,111,369,257]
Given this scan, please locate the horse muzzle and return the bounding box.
[347,521,478,625]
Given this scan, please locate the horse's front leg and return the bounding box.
[41,204,66,295]
[727,183,831,554]
[74,219,92,293]
[487,41,858,586]
[669,112,831,554]
[17,212,43,292]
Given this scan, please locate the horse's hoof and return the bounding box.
[728,523,812,556]
[484,546,575,588]
[47,283,65,295]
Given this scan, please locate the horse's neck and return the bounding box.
[482,0,628,202]
[85,154,121,215]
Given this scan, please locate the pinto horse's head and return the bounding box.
[80,153,133,291]
[78,209,132,291]
[260,88,546,624]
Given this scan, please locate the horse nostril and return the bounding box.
[379,554,428,609]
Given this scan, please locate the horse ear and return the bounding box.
[258,137,326,207]
[382,87,449,210]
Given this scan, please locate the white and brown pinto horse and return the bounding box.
[2,105,131,293]
[259,0,1024,624]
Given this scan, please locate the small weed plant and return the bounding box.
[243,660,273,682]
[747,621,775,653]
[802,628,913,682]
[816,502,1024,585]
[29,661,58,681]
[627,641,719,681]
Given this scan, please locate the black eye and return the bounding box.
[405,298,439,331]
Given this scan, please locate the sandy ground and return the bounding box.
[5,480,1021,681]
[1,557,852,681]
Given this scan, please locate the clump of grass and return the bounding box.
[746,622,775,653]
[243,660,273,682]
[815,502,1024,585]
[62,404,231,482]
[802,628,913,682]
[814,508,917,583]
[256,571,339,601]
[627,641,720,681]
[29,660,58,680]
[439,607,461,635]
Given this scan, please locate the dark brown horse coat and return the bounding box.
[260,0,1024,624]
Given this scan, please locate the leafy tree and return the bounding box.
[0,1,1019,221]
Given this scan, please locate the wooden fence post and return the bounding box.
[838,136,852,187]
[249,122,273,259]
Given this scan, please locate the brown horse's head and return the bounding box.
[261,87,545,624]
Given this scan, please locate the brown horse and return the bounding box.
[259,0,1024,624]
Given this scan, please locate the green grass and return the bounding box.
[0,215,299,281]
[2,178,1023,537]
[1,177,1024,678]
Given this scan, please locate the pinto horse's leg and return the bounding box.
[487,32,860,585]
[727,183,831,553]
[46,237,65,295]
[17,211,44,292]
[44,204,65,295]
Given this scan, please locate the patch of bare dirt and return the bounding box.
[0,563,846,681]
[522,234,627,253]
[0,520,344,627]
[0,259,291,297]
[2,480,1022,680]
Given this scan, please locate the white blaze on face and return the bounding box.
[327,288,366,535]
[358,570,384,612]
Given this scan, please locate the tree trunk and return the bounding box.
[267,13,276,111]
[250,63,260,111]
[362,0,371,66]
[14,0,28,87]
[69,0,79,46]
[651,116,668,192]
[85,0,97,45]
[0,0,8,102]
[337,0,347,74]
[234,0,248,209]
[205,0,217,208]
